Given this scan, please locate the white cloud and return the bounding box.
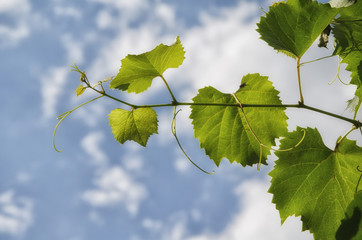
[0,0,31,47]
[154,2,176,28]
[61,34,84,63]
[88,0,149,25]
[16,172,32,184]
[40,33,85,121]
[0,0,48,47]
[96,9,114,29]
[159,178,312,240]
[179,1,294,98]
[212,178,313,240]
[53,5,82,19]
[81,131,108,166]
[0,190,33,236]
[82,166,147,216]
[88,0,148,11]
[40,67,69,119]
[122,154,144,173]
[0,0,30,14]
[142,218,163,233]
[174,157,190,173]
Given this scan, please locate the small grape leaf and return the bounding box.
[110,36,185,93]
[109,108,158,147]
[257,0,337,58]
[190,73,288,167]
[336,191,362,240]
[75,85,86,96]
[269,127,362,240]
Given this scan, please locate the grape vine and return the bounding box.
[54,0,362,239]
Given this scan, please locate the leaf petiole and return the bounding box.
[296,58,304,104]
[161,75,178,103]
[334,125,358,151]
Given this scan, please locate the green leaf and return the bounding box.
[257,0,337,58]
[190,73,288,167]
[336,191,362,240]
[109,108,158,147]
[75,85,86,96]
[332,1,362,117]
[269,127,362,240]
[110,36,185,93]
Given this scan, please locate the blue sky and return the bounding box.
[0,0,360,239]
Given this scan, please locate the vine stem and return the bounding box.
[72,67,361,128]
[134,102,361,128]
[84,78,136,108]
[297,58,304,104]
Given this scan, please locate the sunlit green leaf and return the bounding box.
[109,108,158,147]
[257,0,337,58]
[269,127,362,239]
[110,36,185,93]
[333,0,362,117]
[190,73,288,166]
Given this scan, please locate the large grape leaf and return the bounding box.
[332,1,362,116]
[336,191,362,240]
[109,108,158,147]
[257,0,337,58]
[110,36,185,93]
[269,127,362,240]
[190,73,288,167]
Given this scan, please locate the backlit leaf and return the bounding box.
[109,108,158,147]
[110,36,185,93]
[190,73,288,166]
[257,0,337,58]
[333,0,362,117]
[269,127,362,239]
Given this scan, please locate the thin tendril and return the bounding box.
[355,165,362,193]
[171,106,214,175]
[329,56,349,85]
[53,112,70,152]
[261,129,306,152]
[53,96,103,152]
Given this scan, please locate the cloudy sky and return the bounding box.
[0,0,360,239]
